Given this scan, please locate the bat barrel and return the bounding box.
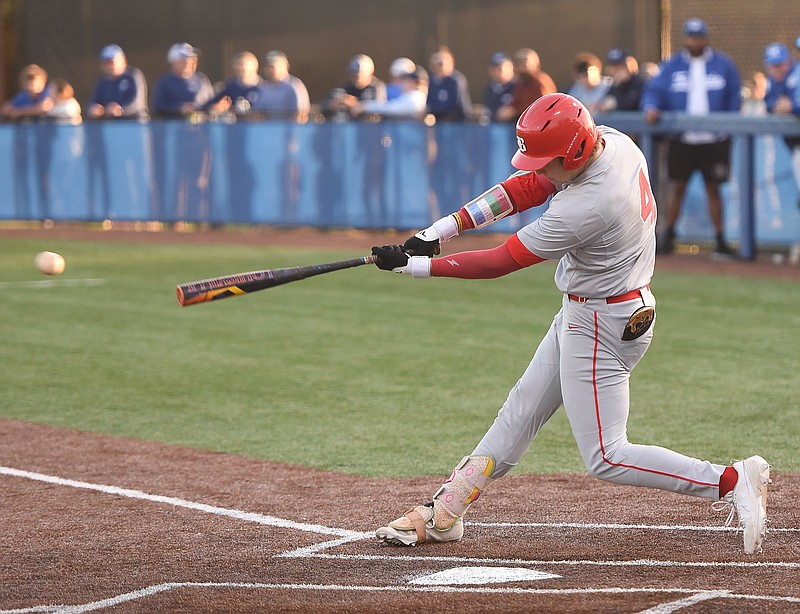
[177,254,377,306]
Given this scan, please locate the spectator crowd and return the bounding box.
[5,29,797,128]
[2,22,800,261]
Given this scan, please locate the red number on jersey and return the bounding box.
[638,168,656,225]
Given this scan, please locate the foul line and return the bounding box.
[1,583,799,614]
[0,279,106,290]
[468,520,799,533]
[285,551,800,569]
[0,466,364,539]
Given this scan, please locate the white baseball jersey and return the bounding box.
[516,126,657,298]
[466,126,727,501]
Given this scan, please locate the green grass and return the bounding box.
[1,236,798,476]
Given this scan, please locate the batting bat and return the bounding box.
[176,254,377,306]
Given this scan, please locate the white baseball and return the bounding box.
[35,251,66,276]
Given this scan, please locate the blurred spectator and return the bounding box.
[152,43,214,118]
[353,67,428,119]
[254,50,310,123]
[1,64,53,120]
[320,54,386,120]
[740,71,767,115]
[386,57,416,100]
[598,48,645,112]
[87,45,148,120]
[495,48,556,122]
[426,46,471,121]
[482,52,515,122]
[567,52,612,114]
[202,51,264,117]
[641,18,741,257]
[762,42,800,264]
[46,79,82,124]
[640,62,660,81]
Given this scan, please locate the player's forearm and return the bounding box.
[430,242,524,279]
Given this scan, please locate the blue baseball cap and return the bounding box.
[764,43,790,66]
[606,48,628,65]
[489,51,510,66]
[100,44,125,61]
[683,18,708,37]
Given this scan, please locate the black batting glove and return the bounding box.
[371,245,409,271]
[403,233,441,257]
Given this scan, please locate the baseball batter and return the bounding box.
[371,94,771,555]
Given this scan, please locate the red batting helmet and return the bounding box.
[511,93,598,172]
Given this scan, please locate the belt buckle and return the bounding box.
[576,296,588,304]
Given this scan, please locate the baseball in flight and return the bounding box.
[35,251,66,276]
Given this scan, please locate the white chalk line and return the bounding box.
[639,590,732,614]
[290,551,800,569]
[1,583,799,614]
[0,279,106,290]
[469,520,799,533]
[0,466,362,539]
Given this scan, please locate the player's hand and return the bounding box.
[403,230,441,256]
[371,245,408,271]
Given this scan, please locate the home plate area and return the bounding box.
[0,420,798,613]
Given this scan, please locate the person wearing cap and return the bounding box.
[482,52,515,122]
[598,48,645,113]
[87,45,148,120]
[762,42,800,264]
[386,57,416,100]
[426,46,471,122]
[152,42,214,118]
[641,18,741,258]
[567,52,612,115]
[352,67,428,119]
[0,64,53,120]
[254,50,310,123]
[201,51,264,117]
[495,48,557,122]
[320,54,386,120]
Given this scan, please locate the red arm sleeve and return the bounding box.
[500,173,556,213]
[430,234,545,279]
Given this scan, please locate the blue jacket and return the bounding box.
[88,66,149,119]
[640,48,741,113]
[152,72,214,118]
[427,70,471,121]
[764,64,799,113]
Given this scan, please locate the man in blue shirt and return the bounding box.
[483,52,515,122]
[642,18,741,257]
[202,51,264,117]
[152,43,214,118]
[0,64,52,120]
[763,42,800,264]
[252,50,310,123]
[426,46,471,122]
[87,45,148,120]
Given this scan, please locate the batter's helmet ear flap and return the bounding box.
[511,93,598,172]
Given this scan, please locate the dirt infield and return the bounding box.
[1,419,798,613]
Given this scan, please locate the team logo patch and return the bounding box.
[621,305,655,341]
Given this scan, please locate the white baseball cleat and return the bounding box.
[376,502,463,546]
[715,455,771,555]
